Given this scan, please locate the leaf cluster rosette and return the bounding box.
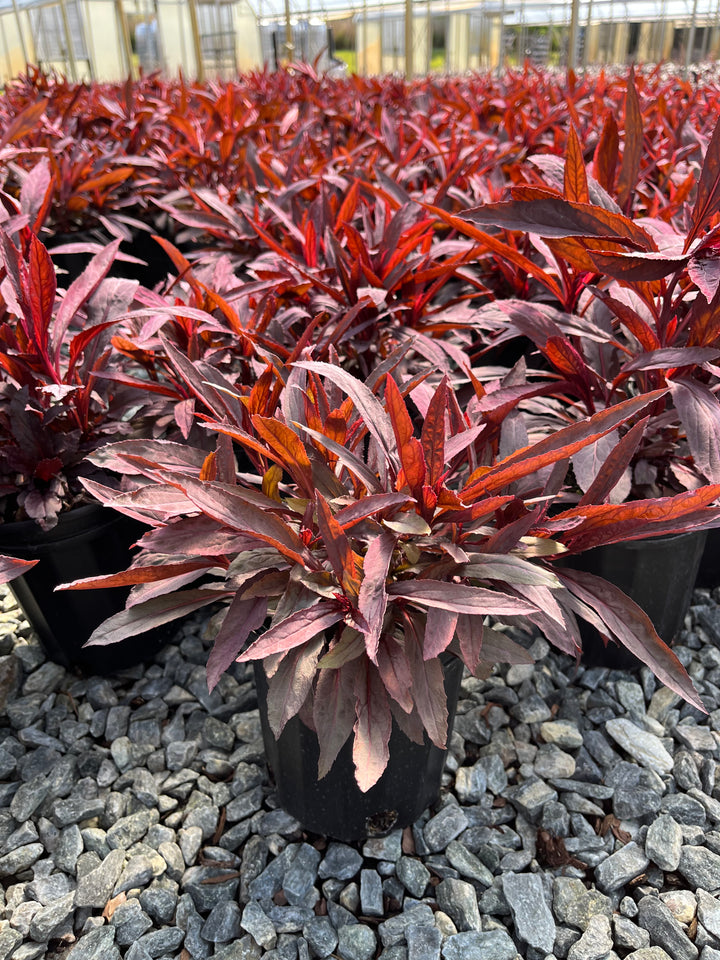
[0,218,154,529]
[59,358,719,789]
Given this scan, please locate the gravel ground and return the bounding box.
[3,585,720,960]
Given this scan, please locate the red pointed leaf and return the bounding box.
[376,634,414,713]
[421,377,447,488]
[55,240,122,363]
[616,68,643,211]
[565,124,590,204]
[58,560,212,591]
[589,250,689,282]
[619,347,720,374]
[316,492,361,599]
[578,417,647,506]
[668,378,720,482]
[253,415,314,497]
[387,580,537,616]
[593,111,619,193]
[357,530,396,661]
[455,613,485,674]
[559,567,704,711]
[237,601,343,662]
[689,117,720,247]
[266,634,324,737]
[353,661,392,792]
[423,607,458,660]
[405,626,448,749]
[314,664,357,779]
[688,251,720,301]
[459,198,652,248]
[385,374,414,450]
[0,98,47,148]
[85,589,225,646]
[0,555,38,584]
[207,595,267,691]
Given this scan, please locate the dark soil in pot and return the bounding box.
[566,530,708,669]
[0,502,169,675]
[254,654,465,843]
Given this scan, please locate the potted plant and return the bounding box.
[425,86,720,661]
[59,356,715,839]
[0,216,167,673]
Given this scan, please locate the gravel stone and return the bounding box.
[303,916,338,957]
[698,890,720,939]
[66,926,121,960]
[28,890,76,941]
[74,849,126,907]
[440,929,516,960]
[360,868,384,916]
[605,718,674,774]
[678,846,720,890]
[435,878,481,932]
[595,842,650,892]
[614,916,652,952]
[201,901,244,943]
[567,914,613,960]
[502,872,555,953]
[445,840,494,886]
[406,923,442,960]
[336,923,377,960]
[0,842,44,876]
[646,815,683,870]
[637,896,699,960]
[552,877,613,929]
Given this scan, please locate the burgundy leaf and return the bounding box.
[0,555,38,584]
[206,594,267,692]
[237,601,343,662]
[54,240,122,364]
[314,664,357,779]
[619,347,720,374]
[688,250,720,301]
[572,430,630,504]
[353,660,393,792]
[421,376,448,487]
[178,478,308,565]
[85,589,226,646]
[358,530,396,661]
[559,567,704,711]
[57,560,213,590]
[578,417,647,506]
[334,494,412,529]
[460,198,652,248]
[316,492,360,599]
[266,633,325,737]
[668,378,720,482]
[455,613,485,674]
[478,628,535,664]
[376,634,414,713]
[589,250,689,282]
[616,68,643,212]
[688,117,720,247]
[423,607,458,660]
[387,580,537,616]
[405,625,448,748]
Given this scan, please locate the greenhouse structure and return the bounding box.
[0,0,718,82]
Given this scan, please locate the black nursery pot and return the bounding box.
[254,654,465,843]
[0,503,167,675]
[569,530,708,669]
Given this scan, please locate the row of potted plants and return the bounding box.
[1,65,720,838]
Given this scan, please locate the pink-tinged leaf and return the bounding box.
[466,390,668,497]
[266,633,325,737]
[85,589,226,646]
[478,628,535,664]
[593,111,620,194]
[619,347,720,374]
[175,398,196,439]
[421,377,447,487]
[423,607,458,660]
[523,605,581,657]
[688,250,720,301]
[316,492,360,599]
[127,568,212,607]
[293,361,398,470]
[0,98,47,148]
[455,613,485,673]
[237,601,343,662]
[688,116,720,248]
[334,494,412,529]
[54,240,122,364]
[27,232,56,342]
[138,516,256,556]
[293,421,383,494]
[384,374,414,450]
[669,378,720,483]
[558,567,704,711]
[206,594,267,692]
[405,624,448,749]
[444,424,486,462]
[459,198,652,248]
[314,664,356,779]
[387,580,537,616]
[0,555,38,584]
[57,560,213,591]
[89,439,208,475]
[376,633,414,713]
[589,249,689,281]
[390,700,426,745]
[578,417,647,506]
[572,430,631,504]
[548,485,720,553]
[20,158,52,231]
[616,68,643,212]
[357,530,397,661]
[565,124,590,204]
[178,477,307,565]
[353,660,392,792]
